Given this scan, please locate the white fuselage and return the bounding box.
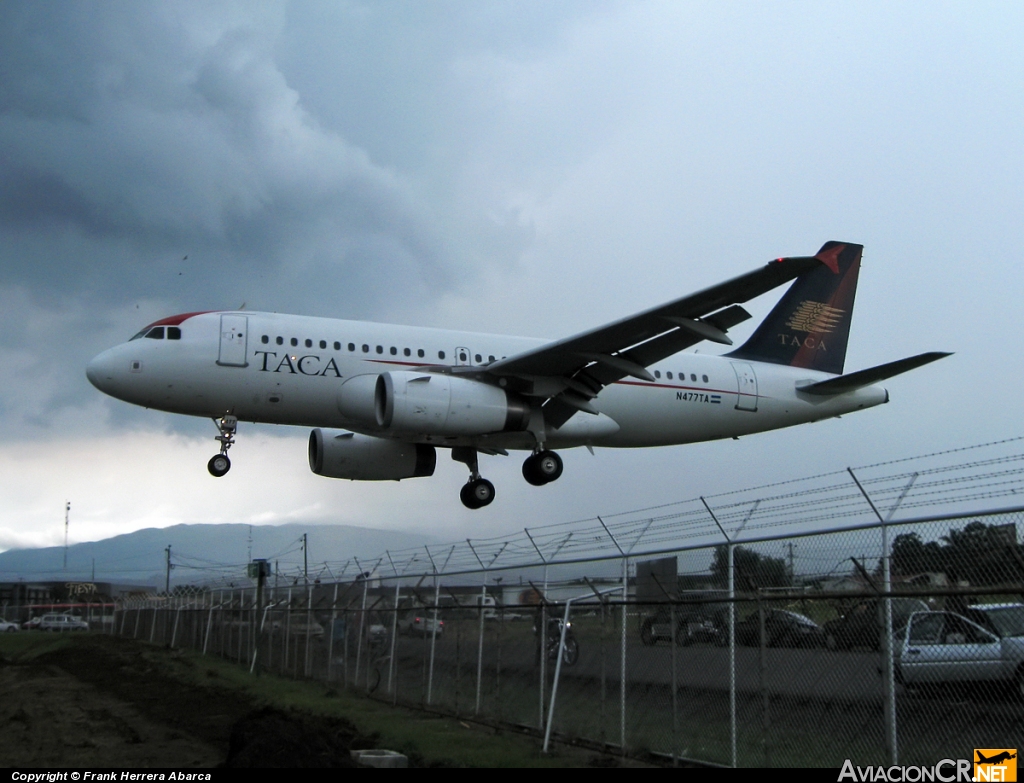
[86,311,888,451]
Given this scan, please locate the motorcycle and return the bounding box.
[537,616,579,667]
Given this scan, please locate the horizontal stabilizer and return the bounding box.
[797,352,952,396]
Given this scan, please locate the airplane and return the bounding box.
[86,241,949,509]
[977,752,1016,765]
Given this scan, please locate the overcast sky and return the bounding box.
[1,1,1021,558]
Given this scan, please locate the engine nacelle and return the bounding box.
[375,371,530,436]
[308,429,436,481]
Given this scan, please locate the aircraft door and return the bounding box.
[455,346,472,367]
[217,314,249,367]
[731,362,758,411]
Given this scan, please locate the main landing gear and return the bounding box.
[522,450,563,486]
[452,447,495,510]
[452,446,564,509]
[207,415,237,477]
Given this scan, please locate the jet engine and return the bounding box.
[308,429,436,481]
[338,372,530,437]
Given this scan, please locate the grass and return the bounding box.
[0,632,642,768]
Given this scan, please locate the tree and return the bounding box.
[890,521,1024,586]
[711,545,790,589]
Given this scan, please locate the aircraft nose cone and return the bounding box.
[86,349,120,393]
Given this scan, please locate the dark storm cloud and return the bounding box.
[0,1,456,316]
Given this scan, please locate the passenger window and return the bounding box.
[376,345,383,354]
[654,370,661,379]
[319,340,327,349]
[333,341,341,350]
[290,338,298,347]
[418,349,425,358]
[475,353,482,363]
[362,344,369,353]
[666,372,673,379]
[390,347,397,355]
[261,335,269,344]
[145,327,164,339]
[690,373,697,382]
[348,343,355,352]
[488,355,495,363]
[438,350,446,360]
[404,348,411,356]
[167,327,181,340]
[276,336,283,345]
[304,339,312,348]
[703,375,709,383]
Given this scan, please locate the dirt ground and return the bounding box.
[0,635,364,767]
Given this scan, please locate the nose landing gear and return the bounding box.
[452,447,495,509]
[208,415,237,477]
[523,449,563,486]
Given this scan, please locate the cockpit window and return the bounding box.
[167,326,181,340]
[144,327,164,339]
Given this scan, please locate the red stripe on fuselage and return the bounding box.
[145,311,216,328]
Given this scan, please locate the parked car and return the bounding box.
[38,613,89,632]
[735,609,826,648]
[398,610,444,637]
[639,607,723,646]
[895,610,1024,697]
[823,598,929,651]
[963,603,1024,641]
[22,616,42,630]
[0,619,19,632]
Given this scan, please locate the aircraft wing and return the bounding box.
[484,254,826,426]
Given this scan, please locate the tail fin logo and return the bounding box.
[785,301,846,334]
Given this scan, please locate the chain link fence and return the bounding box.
[112,505,1024,767]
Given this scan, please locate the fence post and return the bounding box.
[203,594,215,655]
[849,467,906,766]
[327,582,339,682]
[466,539,507,716]
[702,497,737,768]
[354,566,368,686]
[304,585,313,678]
[424,545,454,706]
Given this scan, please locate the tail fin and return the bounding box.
[727,241,862,374]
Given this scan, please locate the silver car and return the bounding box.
[895,610,1024,697]
[38,613,89,632]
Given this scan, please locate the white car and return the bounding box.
[0,619,19,633]
[895,610,1024,697]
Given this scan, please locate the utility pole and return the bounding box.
[165,546,172,594]
[63,502,70,570]
[787,543,795,582]
[303,533,308,585]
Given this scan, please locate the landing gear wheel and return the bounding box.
[460,478,495,509]
[208,454,231,477]
[523,450,563,486]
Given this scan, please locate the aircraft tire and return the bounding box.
[461,478,495,509]
[535,450,563,482]
[522,456,547,486]
[208,454,231,477]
